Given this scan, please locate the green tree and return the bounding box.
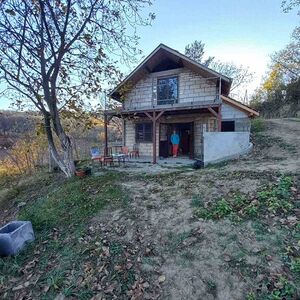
[184,40,214,66]
[0,0,154,177]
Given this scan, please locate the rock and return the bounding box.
[17,202,26,208]
[223,254,231,262]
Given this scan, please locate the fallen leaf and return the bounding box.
[158,275,166,283]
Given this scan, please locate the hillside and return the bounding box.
[0,119,300,300]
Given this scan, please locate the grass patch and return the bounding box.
[193,176,294,221]
[0,170,131,299]
[20,172,124,231]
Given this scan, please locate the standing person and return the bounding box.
[171,130,180,157]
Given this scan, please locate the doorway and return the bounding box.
[159,122,194,158]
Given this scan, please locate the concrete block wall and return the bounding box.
[203,132,252,165]
[221,103,251,132]
[124,119,159,156]
[222,103,248,119]
[124,67,217,109]
[124,114,217,157]
[179,69,217,103]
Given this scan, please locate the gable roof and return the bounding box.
[109,43,233,101]
[221,95,259,117]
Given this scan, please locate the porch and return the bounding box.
[126,155,195,166]
[104,105,222,164]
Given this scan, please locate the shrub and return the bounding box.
[251,118,265,133]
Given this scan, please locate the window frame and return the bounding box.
[221,120,235,132]
[157,76,179,105]
[135,123,153,143]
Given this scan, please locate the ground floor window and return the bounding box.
[135,123,152,142]
[221,120,235,132]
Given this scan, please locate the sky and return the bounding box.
[134,0,299,99]
[0,0,299,109]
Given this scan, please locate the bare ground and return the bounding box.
[1,119,300,299]
[90,119,300,299]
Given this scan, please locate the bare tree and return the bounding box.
[184,40,254,95]
[0,0,154,177]
[271,27,300,80]
[281,0,300,12]
[210,61,254,93]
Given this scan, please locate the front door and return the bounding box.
[159,122,194,158]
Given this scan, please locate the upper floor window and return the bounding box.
[157,76,178,105]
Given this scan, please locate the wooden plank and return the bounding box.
[217,105,222,131]
[208,107,218,118]
[155,110,165,121]
[144,111,154,121]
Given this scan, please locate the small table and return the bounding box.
[112,153,126,165]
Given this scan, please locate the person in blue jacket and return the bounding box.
[171,130,180,157]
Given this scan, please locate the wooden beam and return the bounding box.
[144,111,154,121]
[155,110,165,121]
[208,107,218,118]
[152,111,157,164]
[217,105,222,131]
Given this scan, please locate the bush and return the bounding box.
[251,118,265,133]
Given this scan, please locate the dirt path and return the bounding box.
[224,118,300,174]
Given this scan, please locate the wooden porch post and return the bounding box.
[144,110,165,164]
[217,105,222,132]
[208,106,222,132]
[104,113,108,156]
[153,111,156,164]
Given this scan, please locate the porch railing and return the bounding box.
[121,95,221,112]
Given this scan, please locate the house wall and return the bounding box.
[221,103,251,132]
[203,132,252,165]
[124,114,217,158]
[124,68,218,109]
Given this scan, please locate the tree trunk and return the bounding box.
[44,113,75,178]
